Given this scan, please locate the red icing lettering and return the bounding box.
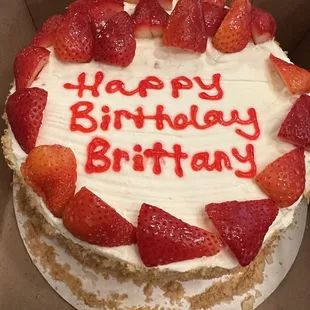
[171,76,193,98]
[193,74,223,100]
[101,106,111,131]
[70,101,97,133]
[64,72,104,98]
[232,144,256,178]
[86,137,111,173]
[112,149,129,172]
[133,144,144,172]
[191,151,233,172]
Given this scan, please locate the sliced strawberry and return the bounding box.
[278,95,310,150]
[213,0,252,53]
[202,0,225,8]
[126,0,173,11]
[21,145,77,218]
[270,54,310,95]
[54,13,93,63]
[67,0,124,15]
[6,88,47,154]
[137,203,223,267]
[14,46,50,90]
[31,15,64,48]
[63,187,136,246]
[256,148,305,208]
[206,199,279,267]
[202,2,228,38]
[163,0,207,53]
[132,0,169,39]
[251,8,276,44]
[93,11,136,67]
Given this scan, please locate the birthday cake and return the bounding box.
[3,0,310,308]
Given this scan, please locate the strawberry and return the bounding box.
[278,95,310,150]
[31,15,64,48]
[270,54,310,95]
[125,0,173,11]
[206,199,279,267]
[6,88,47,154]
[14,46,50,89]
[163,0,207,53]
[256,148,305,208]
[202,0,225,8]
[137,203,223,267]
[132,0,169,39]
[63,187,136,246]
[202,2,228,37]
[21,145,77,218]
[251,8,276,44]
[213,0,252,53]
[54,13,93,63]
[67,0,124,15]
[93,11,136,67]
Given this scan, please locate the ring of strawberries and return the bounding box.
[6,0,310,268]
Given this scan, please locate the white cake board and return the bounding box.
[13,185,308,310]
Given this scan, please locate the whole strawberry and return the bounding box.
[213,0,252,53]
[206,199,279,267]
[63,187,136,246]
[21,145,77,218]
[93,11,136,67]
[14,46,50,89]
[137,203,223,267]
[6,88,47,154]
[54,13,93,63]
[256,148,305,208]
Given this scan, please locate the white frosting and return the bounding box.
[7,2,306,272]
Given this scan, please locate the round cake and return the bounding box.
[3,0,310,308]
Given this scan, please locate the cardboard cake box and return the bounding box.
[0,0,310,309]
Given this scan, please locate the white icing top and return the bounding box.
[7,2,306,272]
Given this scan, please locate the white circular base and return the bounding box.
[13,186,308,310]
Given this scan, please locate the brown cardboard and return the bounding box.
[0,0,310,309]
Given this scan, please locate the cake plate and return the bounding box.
[13,185,308,310]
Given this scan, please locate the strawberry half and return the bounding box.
[63,187,136,246]
[213,0,252,53]
[6,88,47,154]
[125,0,173,11]
[31,15,64,48]
[93,11,136,67]
[251,8,276,44]
[256,148,305,208]
[206,199,279,267]
[14,46,50,89]
[67,0,124,15]
[132,0,169,39]
[202,2,228,38]
[137,203,223,267]
[21,145,77,218]
[54,13,93,63]
[202,0,225,8]
[278,95,310,150]
[270,54,310,95]
[163,0,207,53]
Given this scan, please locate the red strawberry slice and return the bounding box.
[63,187,136,246]
[132,0,169,39]
[54,13,93,63]
[6,88,47,154]
[163,0,207,53]
[251,8,276,44]
[270,54,310,95]
[278,95,310,150]
[93,11,136,67]
[21,145,77,218]
[202,2,228,38]
[206,199,279,267]
[213,0,252,53]
[256,148,305,208]
[137,203,223,267]
[14,46,50,90]
[125,0,173,11]
[31,15,64,48]
[202,0,225,8]
[67,0,124,15]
